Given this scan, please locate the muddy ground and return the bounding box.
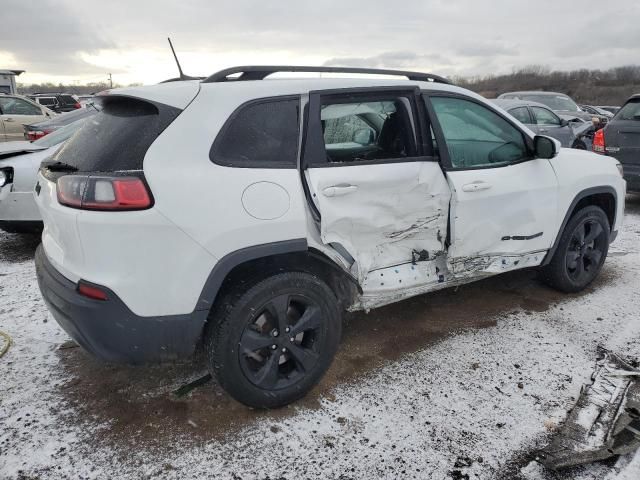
[1,194,639,479]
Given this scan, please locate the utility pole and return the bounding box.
[108,73,113,88]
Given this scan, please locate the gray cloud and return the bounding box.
[2,0,639,82]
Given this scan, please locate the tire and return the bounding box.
[540,206,610,293]
[205,272,341,408]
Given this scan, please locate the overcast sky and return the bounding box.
[2,0,639,85]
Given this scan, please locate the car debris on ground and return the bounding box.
[537,348,640,470]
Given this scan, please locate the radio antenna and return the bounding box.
[168,37,187,80]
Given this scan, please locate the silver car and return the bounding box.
[491,99,594,149]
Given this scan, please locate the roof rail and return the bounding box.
[202,66,451,84]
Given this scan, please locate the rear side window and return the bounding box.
[210,97,300,168]
[59,95,77,105]
[532,106,561,125]
[616,100,640,121]
[509,107,532,124]
[52,96,180,172]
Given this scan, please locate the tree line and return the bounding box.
[454,65,640,106]
[17,65,640,106]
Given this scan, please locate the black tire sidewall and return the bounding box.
[547,206,610,292]
[206,272,341,408]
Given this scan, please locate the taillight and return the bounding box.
[77,281,108,301]
[26,129,51,141]
[74,102,81,109]
[56,175,153,211]
[593,129,605,154]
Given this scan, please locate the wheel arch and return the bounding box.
[542,186,617,266]
[194,239,359,327]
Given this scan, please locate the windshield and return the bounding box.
[34,118,87,148]
[519,94,580,112]
[616,99,640,121]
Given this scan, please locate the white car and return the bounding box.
[0,94,56,142]
[0,119,86,233]
[33,66,626,408]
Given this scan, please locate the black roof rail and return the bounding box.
[202,66,451,84]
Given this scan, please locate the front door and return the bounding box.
[425,94,559,276]
[303,88,451,284]
[530,105,574,147]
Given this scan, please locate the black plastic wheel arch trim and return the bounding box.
[541,186,618,266]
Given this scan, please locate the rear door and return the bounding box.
[606,98,640,175]
[531,106,573,147]
[303,88,451,282]
[424,93,558,275]
[507,106,534,130]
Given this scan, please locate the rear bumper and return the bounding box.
[621,163,640,192]
[35,245,207,364]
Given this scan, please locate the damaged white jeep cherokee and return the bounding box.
[34,66,625,408]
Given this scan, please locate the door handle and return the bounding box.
[4,118,14,122]
[461,181,492,192]
[322,185,358,197]
[539,128,548,133]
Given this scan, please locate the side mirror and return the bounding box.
[534,135,560,159]
[560,118,569,127]
[353,128,375,145]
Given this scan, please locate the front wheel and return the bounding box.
[205,272,341,408]
[540,206,610,293]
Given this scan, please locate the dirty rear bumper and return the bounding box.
[35,245,207,364]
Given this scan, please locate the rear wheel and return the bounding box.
[540,206,610,293]
[205,272,341,408]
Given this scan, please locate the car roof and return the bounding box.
[491,98,551,110]
[500,91,569,97]
[110,77,481,110]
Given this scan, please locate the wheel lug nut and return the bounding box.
[271,345,277,350]
[285,327,290,333]
[290,337,295,342]
[282,347,287,353]
[272,330,279,337]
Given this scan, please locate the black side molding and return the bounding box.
[193,239,308,312]
[502,232,543,241]
[541,186,618,266]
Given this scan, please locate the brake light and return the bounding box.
[74,102,81,109]
[77,282,108,301]
[593,129,606,154]
[26,129,51,141]
[56,175,153,211]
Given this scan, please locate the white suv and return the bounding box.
[34,66,626,408]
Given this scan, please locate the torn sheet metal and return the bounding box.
[448,251,545,279]
[537,348,640,470]
[310,161,451,283]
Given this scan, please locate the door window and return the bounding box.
[0,97,42,116]
[531,106,561,125]
[321,96,416,163]
[508,107,532,125]
[430,96,529,169]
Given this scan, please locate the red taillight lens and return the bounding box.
[56,175,152,211]
[74,102,81,109]
[77,282,108,301]
[593,129,606,154]
[26,130,50,141]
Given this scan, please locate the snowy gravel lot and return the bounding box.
[1,194,639,479]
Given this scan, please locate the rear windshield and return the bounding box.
[616,99,640,121]
[51,96,180,172]
[59,95,77,105]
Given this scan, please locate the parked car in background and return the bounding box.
[0,94,56,142]
[594,94,640,191]
[597,106,621,115]
[580,105,614,119]
[0,118,87,232]
[23,103,101,141]
[77,95,97,108]
[498,91,609,128]
[28,93,81,113]
[33,66,624,408]
[492,99,594,149]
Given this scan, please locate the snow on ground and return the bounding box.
[1,195,639,479]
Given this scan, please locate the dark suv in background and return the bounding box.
[593,94,640,191]
[28,93,81,113]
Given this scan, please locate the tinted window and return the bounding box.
[520,94,579,112]
[59,95,77,105]
[532,107,561,125]
[38,97,57,106]
[211,98,300,167]
[431,97,528,169]
[509,107,532,124]
[616,99,640,121]
[321,97,416,163]
[0,97,41,116]
[52,96,180,172]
